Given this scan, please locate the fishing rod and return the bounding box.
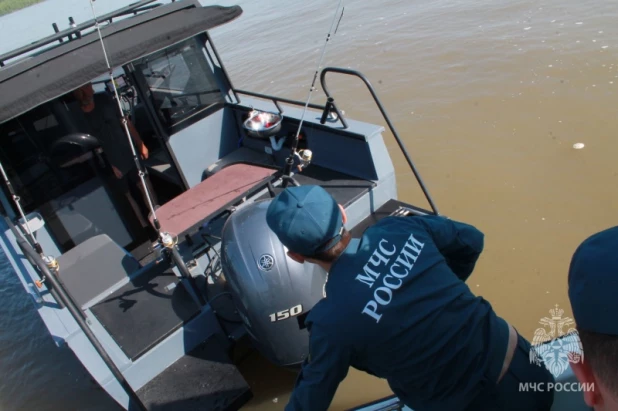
[0,155,66,318]
[0,161,41,253]
[87,0,166,242]
[0,159,59,273]
[282,0,345,186]
[88,0,206,307]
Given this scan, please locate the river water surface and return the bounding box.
[1,0,618,409]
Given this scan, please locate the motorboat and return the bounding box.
[0,1,591,410]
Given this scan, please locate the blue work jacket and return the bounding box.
[285,214,510,411]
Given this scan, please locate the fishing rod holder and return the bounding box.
[319,67,440,216]
[320,96,348,128]
[153,231,207,306]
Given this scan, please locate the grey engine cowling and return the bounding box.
[220,199,327,369]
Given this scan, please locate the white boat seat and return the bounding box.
[56,234,141,308]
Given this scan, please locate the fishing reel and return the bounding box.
[150,231,179,259]
[294,149,313,172]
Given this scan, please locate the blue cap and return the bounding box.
[568,226,618,336]
[266,185,343,257]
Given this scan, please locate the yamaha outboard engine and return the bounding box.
[220,198,326,369]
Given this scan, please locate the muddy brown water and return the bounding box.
[1,0,617,410]
[210,0,618,409]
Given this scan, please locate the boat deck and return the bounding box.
[259,164,376,207]
[136,336,252,410]
[89,264,201,361]
[349,199,433,238]
[54,232,251,410]
[291,165,376,207]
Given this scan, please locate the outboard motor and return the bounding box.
[220,198,327,369]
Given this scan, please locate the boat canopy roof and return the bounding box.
[0,1,242,125]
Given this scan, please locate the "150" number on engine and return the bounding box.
[269,304,302,322]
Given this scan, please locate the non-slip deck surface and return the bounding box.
[262,164,375,207]
[90,265,200,360]
[349,199,433,238]
[57,234,141,308]
[293,165,375,206]
[136,336,253,411]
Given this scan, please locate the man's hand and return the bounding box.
[127,118,148,160]
[141,144,149,160]
[112,165,123,179]
[285,325,352,411]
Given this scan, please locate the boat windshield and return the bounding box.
[134,37,225,133]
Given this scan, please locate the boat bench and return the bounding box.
[202,146,276,179]
[153,162,278,237]
[56,234,141,309]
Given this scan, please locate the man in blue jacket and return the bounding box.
[567,226,618,410]
[266,185,555,411]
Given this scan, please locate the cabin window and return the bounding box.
[0,105,95,214]
[135,37,225,133]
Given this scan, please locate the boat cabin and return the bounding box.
[0,1,252,257]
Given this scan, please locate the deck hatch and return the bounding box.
[89,265,201,361]
[135,336,253,410]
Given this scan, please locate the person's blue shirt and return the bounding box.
[285,214,510,411]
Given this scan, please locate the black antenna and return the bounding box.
[52,23,63,44]
[68,17,81,39]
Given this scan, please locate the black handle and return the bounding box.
[320,67,440,216]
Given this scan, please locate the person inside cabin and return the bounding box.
[265,185,555,411]
[567,226,618,410]
[71,82,158,239]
